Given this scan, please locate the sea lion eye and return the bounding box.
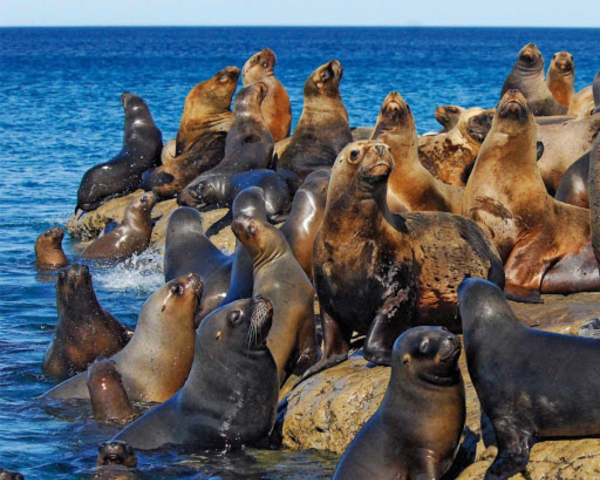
[349,150,360,161]
[419,339,430,354]
[170,284,184,296]
[262,61,268,68]
[228,310,244,326]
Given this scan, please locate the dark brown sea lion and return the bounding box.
[76,93,163,211]
[97,441,137,468]
[545,51,575,108]
[306,141,503,376]
[242,48,292,143]
[0,469,25,480]
[276,60,352,181]
[333,327,465,480]
[35,227,68,267]
[501,43,567,116]
[42,264,132,381]
[463,90,600,302]
[141,67,240,198]
[458,278,600,480]
[112,297,279,451]
[554,150,591,208]
[42,273,202,403]
[370,92,463,213]
[232,215,318,383]
[82,192,156,261]
[434,105,465,132]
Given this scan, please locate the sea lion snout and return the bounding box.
[359,142,394,180]
[498,90,529,120]
[250,295,274,347]
[218,66,241,84]
[437,332,461,362]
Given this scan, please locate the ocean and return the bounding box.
[0,26,599,479]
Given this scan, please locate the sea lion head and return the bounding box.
[120,91,149,117]
[550,51,574,75]
[495,89,533,131]
[128,191,157,216]
[466,108,495,143]
[435,105,464,130]
[517,43,544,71]
[295,169,330,207]
[233,82,269,114]
[458,278,516,331]
[372,91,415,136]
[304,60,344,99]
[87,358,123,393]
[188,66,241,115]
[56,264,93,301]
[166,207,205,245]
[177,176,223,209]
[158,273,203,326]
[35,227,66,266]
[0,469,24,480]
[232,186,267,219]
[242,48,276,84]
[97,440,137,468]
[231,214,275,258]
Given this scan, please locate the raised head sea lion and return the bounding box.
[305,141,503,376]
[458,278,600,480]
[501,43,567,116]
[35,227,68,267]
[333,326,465,480]
[545,51,575,108]
[42,273,202,403]
[434,105,465,132]
[112,297,279,451]
[76,93,163,212]
[141,67,240,198]
[242,48,292,143]
[42,264,132,381]
[370,92,463,213]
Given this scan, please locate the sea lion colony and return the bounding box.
[19,44,600,480]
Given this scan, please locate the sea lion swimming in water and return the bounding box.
[35,227,68,268]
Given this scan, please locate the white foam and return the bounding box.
[95,249,164,294]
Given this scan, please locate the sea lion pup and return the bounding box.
[178,82,275,204]
[242,48,292,143]
[76,93,163,212]
[333,327,465,480]
[417,107,493,186]
[434,105,465,132]
[82,192,156,261]
[279,169,330,280]
[87,359,139,424]
[112,297,279,451]
[231,215,318,383]
[458,278,600,480]
[42,264,132,381]
[97,441,137,468]
[35,227,68,267]
[463,90,600,302]
[276,60,352,181]
[305,141,503,376]
[501,43,567,116]
[370,92,463,214]
[141,67,240,199]
[42,273,202,403]
[545,51,575,108]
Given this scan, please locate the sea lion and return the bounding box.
[76,93,163,212]
[34,227,68,267]
[554,150,591,208]
[112,296,279,451]
[458,278,600,480]
[160,138,176,165]
[231,215,318,383]
[242,48,292,143]
[501,43,567,116]
[141,67,240,198]
[306,141,503,376]
[370,92,463,213]
[42,264,132,381]
[463,89,600,302]
[42,273,202,403]
[97,441,137,468]
[568,85,594,116]
[82,192,156,261]
[87,358,139,424]
[545,51,575,108]
[276,60,352,181]
[595,70,600,114]
[0,469,24,480]
[333,326,465,480]
[434,105,465,132]
[280,169,330,280]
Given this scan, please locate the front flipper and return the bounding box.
[363,312,404,366]
[485,421,533,480]
[205,210,233,237]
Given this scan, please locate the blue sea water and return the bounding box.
[0,26,599,479]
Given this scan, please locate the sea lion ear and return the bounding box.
[536,141,544,161]
[402,353,411,366]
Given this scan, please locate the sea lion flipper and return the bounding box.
[362,311,404,366]
[503,239,548,304]
[485,424,533,480]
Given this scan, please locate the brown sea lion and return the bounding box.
[0,469,25,480]
[434,105,465,132]
[463,89,600,302]
[97,441,137,468]
[545,51,575,108]
[141,67,240,198]
[554,150,591,208]
[87,358,139,424]
[35,227,68,267]
[242,48,292,143]
[232,215,318,383]
[370,92,463,213]
[42,273,202,403]
[276,60,352,181]
[305,141,504,376]
[82,192,156,261]
[42,264,132,381]
[501,43,567,116]
[568,85,594,116]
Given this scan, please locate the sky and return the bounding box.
[1,0,599,27]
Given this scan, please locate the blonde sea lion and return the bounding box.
[35,227,68,267]
[545,51,575,108]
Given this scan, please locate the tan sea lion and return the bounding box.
[35,227,68,267]
[546,51,575,108]
[568,85,594,116]
[434,105,465,132]
[242,48,292,143]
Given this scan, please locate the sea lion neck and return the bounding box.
[250,228,290,270]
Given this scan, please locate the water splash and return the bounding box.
[94,249,164,294]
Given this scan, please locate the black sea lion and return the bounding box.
[242,48,292,143]
[76,93,162,212]
[501,43,567,116]
[545,51,575,108]
[97,441,137,468]
[276,60,352,181]
[434,105,465,132]
[42,273,202,403]
[333,326,465,480]
[82,192,157,261]
[112,296,279,451]
[42,264,132,380]
[35,227,68,267]
[306,141,503,376]
[141,67,240,198]
[458,278,600,480]
[0,469,24,480]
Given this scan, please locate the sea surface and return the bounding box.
[0,26,599,479]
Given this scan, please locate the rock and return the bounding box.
[579,318,600,339]
[350,126,373,141]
